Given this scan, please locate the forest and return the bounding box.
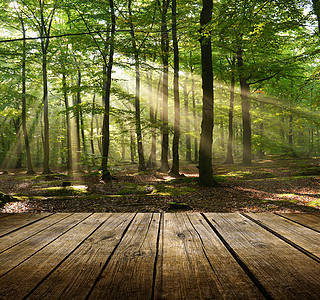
[0,0,320,213]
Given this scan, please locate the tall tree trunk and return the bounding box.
[128,0,146,171]
[147,72,157,168]
[237,48,252,166]
[13,115,22,169]
[191,62,198,163]
[42,50,51,174]
[289,114,295,156]
[199,0,219,187]
[91,94,96,167]
[184,75,192,162]
[72,78,81,170]
[21,17,34,174]
[169,0,180,176]
[225,61,235,164]
[159,0,170,172]
[39,2,55,174]
[62,72,73,173]
[101,0,116,181]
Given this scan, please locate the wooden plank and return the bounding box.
[27,213,135,300]
[154,213,259,300]
[0,213,90,277]
[88,213,160,300]
[204,213,320,300]
[0,213,73,253]
[0,213,110,299]
[0,213,52,237]
[277,213,320,232]
[244,213,320,259]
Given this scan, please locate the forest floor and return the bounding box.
[1,156,320,214]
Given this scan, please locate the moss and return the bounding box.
[308,199,320,208]
[36,185,88,196]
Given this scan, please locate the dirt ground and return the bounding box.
[1,157,320,214]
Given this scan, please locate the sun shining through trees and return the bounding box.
[0,0,319,195]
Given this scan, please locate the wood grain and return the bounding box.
[88,213,160,300]
[0,213,108,299]
[27,213,135,300]
[0,213,52,237]
[154,213,261,300]
[0,213,72,253]
[205,213,320,300]
[0,213,89,277]
[244,212,320,258]
[277,213,320,232]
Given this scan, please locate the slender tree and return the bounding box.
[18,12,35,174]
[158,0,170,172]
[128,0,146,171]
[101,0,116,181]
[169,0,181,176]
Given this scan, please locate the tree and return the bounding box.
[169,0,181,176]
[198,0,219,187]
[158,0,170,172]
[101,0,116,181]
[128,0,146,171]
[17,9,35,174]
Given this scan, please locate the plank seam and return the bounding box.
[242,213,320,264]
[21,213,110,300]
[151,212,163,300]
[201,213,273,300]
[85,213,138,300]
[186,214,224,287]
[274,213,320,233]
[0,213,54,239]
[0,213,73,255]
[0,214,93,280]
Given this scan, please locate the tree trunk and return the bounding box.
[184,75,192,162]
[159,0,170,172]
[72,78,81,170]
[128,0,146,172]
[76,66,88,167]
[237,48,252,166]
[21,18,35,174]
[42,50,51,174]
[191,61,198,163]
[62,72,73,173]
[101,0,116,181]
[147,72,157,168]
[225,62,235,164]
[169,0,180,176]
[90,94,96,167]
[199,0,219,187]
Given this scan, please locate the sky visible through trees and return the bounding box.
[0,0,319,186]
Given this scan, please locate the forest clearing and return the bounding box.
[1,156,319,213]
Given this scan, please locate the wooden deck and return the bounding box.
[0,212,319,299]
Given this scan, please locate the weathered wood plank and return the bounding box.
[0,213,90,277]
[88,213,160,300]
[27,213,135,300]
[0,213,52,237]
[0,213,109,299]
[244,213,320,259]
[277,213,320,232]
[0,213,72,253]
[204,213,320,300]
[154,213,261,300]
